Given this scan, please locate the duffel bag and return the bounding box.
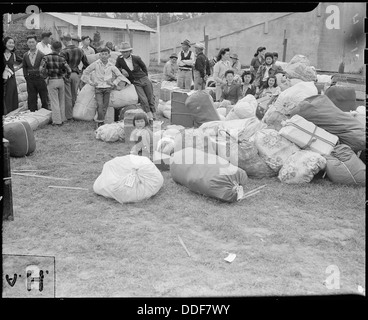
[93,155,164,204]
[170,147,248,202]
[3,121,36,157]
[325,85,357,112]
[324,144,365,186]
[185,90,220,128]
[291,94,365,152]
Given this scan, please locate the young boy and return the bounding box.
[39,41,72,125]
[81,47,130,128]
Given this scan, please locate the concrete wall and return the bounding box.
[151,3,365,73]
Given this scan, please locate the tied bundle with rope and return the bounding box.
[3,121,36,157]
[324,144,365,186]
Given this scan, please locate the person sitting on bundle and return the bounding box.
[220,69,243,105]
[129,113,153,159]
[256,75,281,100]
[241,69,256,97]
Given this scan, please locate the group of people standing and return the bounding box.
[3,32,156,128]
[163,41,286,106]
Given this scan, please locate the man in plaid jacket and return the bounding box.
[40,41,72,125]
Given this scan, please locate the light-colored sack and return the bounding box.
[217,108,227,117]
[173,128,215,154]
[157,99,171,119]
[285,62,317,82]
[254,128,300,172]
[93,155,164,204]
[279,114,339,155]
[109,84,139,109]
[73,84,97,121]
[288,54,311,66]
[273,81,318,115]
[278,150,326,184]
[95,122,125,142]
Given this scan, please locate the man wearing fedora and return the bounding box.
[177,39,194,90]
[115,42,156,123]
[80,36,96,56]
[60,33,89,120]
[163,53,178,81]
[36,31,53,55]
[230,53,242,76]
[193,42,209,91]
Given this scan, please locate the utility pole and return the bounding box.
[157,13,160,64]
[78,13,82,38]
[282,29,287,62]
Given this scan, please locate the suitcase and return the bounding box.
[171,90,195,128]
[279,114,339,155]
[3,139,14,221]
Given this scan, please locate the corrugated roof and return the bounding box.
[46,12,156,33]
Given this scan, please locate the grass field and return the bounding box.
[2,114,365,297]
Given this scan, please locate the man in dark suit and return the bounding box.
[22,35,49,112]
[115,42,156,124]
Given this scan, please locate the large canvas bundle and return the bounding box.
[184,90,220,128]
[324,144,365,186]
[93,155,164,204]
[324,86,357,112]
[109,84,139,109]
[279,114,339,155]
[170,147,248,203]
[208,132,276,179]
[200,117,267,142]
[73,84,97,121]
[290,94,365,152]
[253,129,300,173]
[95,122,125,142]
[285,55,317,82]
[3,121,36,157]
[272,81,318,115]
[278,150,326,184]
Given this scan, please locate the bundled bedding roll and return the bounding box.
[170,147,248,202]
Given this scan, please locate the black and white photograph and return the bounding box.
[1,2,366,309]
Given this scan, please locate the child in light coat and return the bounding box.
[129,113,153,159]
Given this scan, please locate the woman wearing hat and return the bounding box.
[250,46,266,78]
[115,42,156,123]
[177,39,195,90]
[163,53,178,81]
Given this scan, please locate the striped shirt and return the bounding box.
[60,44,89,73]
[40,53,72,78]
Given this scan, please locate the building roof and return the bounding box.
[46,12,156,33]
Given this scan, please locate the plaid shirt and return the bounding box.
[40,53,72,78]
[60,45,89,73]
